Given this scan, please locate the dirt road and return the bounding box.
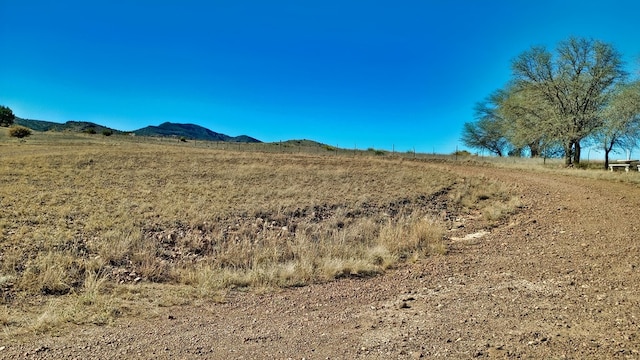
[3,165,640,359]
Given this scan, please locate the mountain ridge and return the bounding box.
[132,122,260,143]
[13,118,261,143]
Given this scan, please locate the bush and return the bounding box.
[9,126,32,138]
[102,129,113,136]
[83,128,97,134]
[453,150,472,157]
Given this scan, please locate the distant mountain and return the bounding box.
[232,135,263,143]
[14,118,122,134]
[13,118,261,143]
[132,122,261,143]
[14,118,60,131]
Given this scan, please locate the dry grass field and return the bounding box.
[0,129,521,334]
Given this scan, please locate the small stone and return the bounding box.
[398,302,411,309]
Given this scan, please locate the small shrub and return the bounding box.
[102,129,113,136]
[366,148,385,156]
[9,126,32,138]
[453,150,472,157]
[180,137,187,142]
[84,128,97,134]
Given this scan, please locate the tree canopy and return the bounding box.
[593,81,640,167]
[462,37,638,166]
[0,105,15,127]
[461,89,510,156]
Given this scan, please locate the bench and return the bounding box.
[609,163,631,172]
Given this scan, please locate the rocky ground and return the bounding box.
[2,165,640,359]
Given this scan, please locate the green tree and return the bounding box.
[0,105,15,127]
[461,90,510,156]
[510,37,626,166]
[500,84,558,158]
[592,81,640,169]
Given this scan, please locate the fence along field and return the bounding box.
[0,130,519,334]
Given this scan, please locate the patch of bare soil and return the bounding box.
[3,165,640,359]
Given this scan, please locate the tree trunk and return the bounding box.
[573,141,581,165]
[564,141,574,166]
[603,140,616,170]
[529,142,540,158]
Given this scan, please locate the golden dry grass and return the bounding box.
[469,152,640,185]
[0,129,518,334]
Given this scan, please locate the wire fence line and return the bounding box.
[7,129,572,166]
[99,134,574,166]
[130,136,566,162]
[125,135,456,160]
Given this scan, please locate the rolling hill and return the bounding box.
[13,118,261,143]
[132,122,261,142]
[14,118,121,134]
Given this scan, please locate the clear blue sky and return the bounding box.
[1,1,639,153]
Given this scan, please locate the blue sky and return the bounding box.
[1,1,639,153]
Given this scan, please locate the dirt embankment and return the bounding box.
[3,165,640,359]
